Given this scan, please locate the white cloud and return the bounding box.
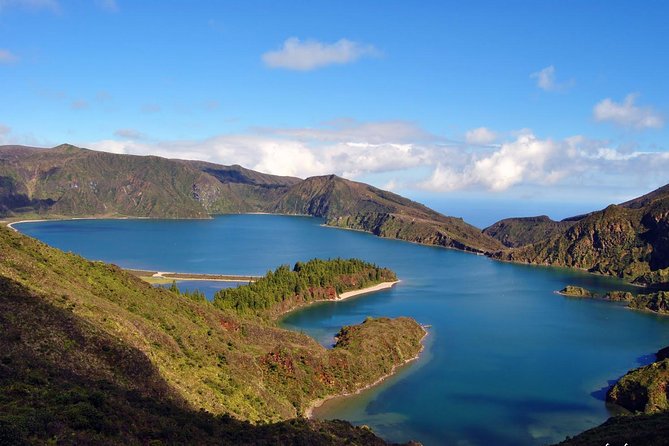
[421,134,566,192]
[593,94,664,129]
[465,127,497,145]
[0,0,59,12]
[471,135,562,190]
[81,121,669,195]
[530,65,573,92]
[262,37,379,71]
[0,49,17,63]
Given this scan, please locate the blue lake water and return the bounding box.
[16,215,669,446]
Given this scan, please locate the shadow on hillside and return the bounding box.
[0,276,392,446]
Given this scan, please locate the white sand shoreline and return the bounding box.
[337,280,399,300]
[6,219,49,232]
[5,216,153,233]
[273,280,400,319]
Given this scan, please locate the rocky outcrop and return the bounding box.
[558,286,596,298]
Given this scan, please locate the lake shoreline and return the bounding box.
[303,326,429,419]
[3,215,653,289]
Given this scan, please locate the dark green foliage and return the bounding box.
[213,258,396,316]
[167,281,206,302]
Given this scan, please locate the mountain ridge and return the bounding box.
[0,143,502,254]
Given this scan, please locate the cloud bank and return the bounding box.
[82,120,669,195]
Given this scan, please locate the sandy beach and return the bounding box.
[5,219,49,232]
[304,326,429,418]
[337,280,399,300]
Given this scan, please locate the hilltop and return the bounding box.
[0,225,424,444]
[492,183,669,285]
[0,144,502,253]
[483,215,576,248]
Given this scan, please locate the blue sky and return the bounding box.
[1,0,668,226]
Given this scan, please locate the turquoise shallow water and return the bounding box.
[16,215,669,445]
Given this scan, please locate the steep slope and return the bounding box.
[483,215,576,248]
[0,226,424,444]
[496,184,669,285]
[607,356,669,413]
[274,175,504,253]
[183,160,300,213]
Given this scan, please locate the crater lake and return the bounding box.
[15,215,669,445]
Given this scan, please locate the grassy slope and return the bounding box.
[0,226,424,444]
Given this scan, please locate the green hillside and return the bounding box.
[495,184,669,285]
[0,226,424,444]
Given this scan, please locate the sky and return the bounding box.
[1,0,668,226]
